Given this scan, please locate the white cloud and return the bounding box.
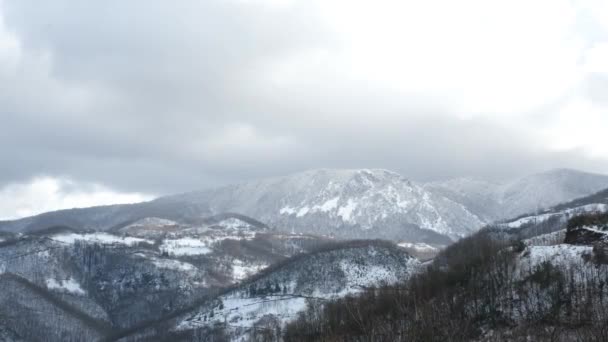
[1,0,608,200]
[543,97,608,158]
[271,0,584,115]
[583,43,608,73]
[0,11,20,69]
[232,0,295,7]
[577,0,608,31]
[0,177,154,220]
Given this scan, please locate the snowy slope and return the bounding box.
[169,169,485,242]
[503,203,608,229]
[177,241,420,338]
[0,273,110,341]
[491,187,608,243]
[0,216,333,335]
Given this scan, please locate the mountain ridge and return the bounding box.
[1,168,608,244]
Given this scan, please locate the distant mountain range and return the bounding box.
[2,168,608,340]
[2,168,608,244]
[426,168,608,221]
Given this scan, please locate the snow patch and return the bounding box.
[338,199,358,223]
[296,206,310,217]
[524,230,566,247]
[398,242,438,253]
[581,225,608,235]
[46,278,86,295]
[314,197,339,212]
[215,218,252,230]
[180,295,307,330]
[160,238,212,256]
[280,206,297,215]
[232,260,268,281]
[522,244,593,270]
[52,233,151,246]
[152,258,197,272]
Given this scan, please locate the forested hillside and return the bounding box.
[283,213,608,341]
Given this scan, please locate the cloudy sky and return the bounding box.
[1,0,608,219]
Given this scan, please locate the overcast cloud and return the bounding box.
[1,0,608,219]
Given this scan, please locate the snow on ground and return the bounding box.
[280,206,297,215]
[337,199,358,223]
[152,258,197,272]
[580,225,608,235]
[518,244,593,273]
[232,260,268,281]
[314,197,340,212]
[160,237,212,256]
[506,213,559,228]
[524,230,566,247]
[46,277,86,295]
[214,218,253,230]
[178,244,420,335]
[398,242,439,253]
[159,227,258,256]
[506,203,608,228]
[180,255,420,332]
[52,233,152,246]
[339,261,397,289]
[179,294,308,330]
[296,206,310,217]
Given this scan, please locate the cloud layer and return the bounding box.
[1,0,608,218]
[0,177,152,220]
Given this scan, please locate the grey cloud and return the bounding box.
[582,74,608,105]
[1,0,607,196]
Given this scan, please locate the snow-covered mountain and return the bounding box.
[158,168,608,242]
[2,169,608,341]
[167,169,484,242]
[1,168,607,245]
[425,168,608,221]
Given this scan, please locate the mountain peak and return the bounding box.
[291,168,406,181]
